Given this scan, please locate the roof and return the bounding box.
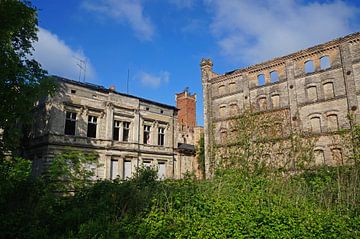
[54,76,178,111]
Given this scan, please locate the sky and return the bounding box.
[31,0,360,126]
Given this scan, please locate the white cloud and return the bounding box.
[136,71,170,88]
[82,0,155,41]
[32,27,96,81]
[206,0,359,64]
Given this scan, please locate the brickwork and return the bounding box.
[201,32,360,178]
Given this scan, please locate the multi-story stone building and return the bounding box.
[201,32,360,178]
[28,77,198,180]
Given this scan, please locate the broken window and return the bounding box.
[307,86,318,102]
[65,111,76,136]
[310,116,321,133]
[123,122,130,142]
[320,56,331,70]
[158,127,165,146]
[123,160,132,179]
[157,161,166,180]
[323,82,335,99]
[271,94,280,108]
[113,120,120,141]
[327,114,339,131]
[270,71,279,83]
[258,97,267,111]
[305,60,315,73]
[257,74,266,86]
[110,159,119,180]
[87,116,97,138]
[143,125,151,144]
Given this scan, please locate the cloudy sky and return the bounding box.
[32,0,360,125]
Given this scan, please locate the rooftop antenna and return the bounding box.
[75,57,87,82]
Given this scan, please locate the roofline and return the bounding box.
[53,76,179,111]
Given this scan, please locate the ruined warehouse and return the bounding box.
[201,32,360,177]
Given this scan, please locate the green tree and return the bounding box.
[0,0,56,157]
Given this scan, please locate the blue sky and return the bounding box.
[32,0,360,126]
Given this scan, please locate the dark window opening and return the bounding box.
[65,112,76,135]
[113,120,120,141]
[305,60,315,73]
[270,71,279,83]
[257,74,265,86]
[87,116,97,138]
[158,127,165,146]
[320,56,331,69]
[70,89,76,94]
[143,125,151,144]
[123,122,130,142]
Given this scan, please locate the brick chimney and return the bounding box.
[176,87,196,129]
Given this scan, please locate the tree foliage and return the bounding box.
[0,0,56,156]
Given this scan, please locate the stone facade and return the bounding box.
[27,77,197,180]
[201,32,360,178]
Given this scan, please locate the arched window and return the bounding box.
[323,82,335,99]
[331,148,343,165]
[257,74,265,86]
[314,149,325,165]
[304,60,315,73]
[220,129,227,141]
[270,71,279,83]
[229,82,236,92]
[219,105,226,118]
[307,86,318,102]
[218,85,225,95]
[258,97,267,111]
[320,56,331,70]
[327,114,339,131]
[230,103,239,115]
[271,94,280,108]
[310,116,321,133]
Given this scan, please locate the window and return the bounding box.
[113,120,120,141]
[331,148,343,165]
[123,122,130,142]
[323,82,335,99]
[229,82,236,92]
[219,105,226,118]
[230,103,238,115]
[271,94,280,108]
[257,74,265,86]
[143,125,151,144]
[320,56,331,70]
[310,117,321,133]
[87,116,97,138]
[270,71,279,83]
[143,160,152,168]
[307,86,318,102]
[65,112,76,135]
[327,114,339,131]
[258,97,267,111]
[314,150,325,165]
[110,159,119,180]
[157,162,166,180]
[158,127,165,146]
[220,129,227,141]
[124,160,132,179]
[305,60,315,73]
[218,85,226,95]
[70,89,76,94]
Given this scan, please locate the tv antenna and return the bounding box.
[75,57,87,82]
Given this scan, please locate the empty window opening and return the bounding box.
[70,89,76,94]
[320,56,331,70]
[307,86,318,102]
[158,127,165,146]
[113,120,120,141]
[218,85,226,95]
[110,159,119,180]
[258,97,267,111]
[331,148,343,165]
[123,160,132,179]
[323,82,335,99]
[257,74,266,86]
[87,116,97,138]
[327,114,339,131]
[143,160,152,168]
[271,94,280,108]
[160,109,164,114]
[314,150,325,165]
[310,117,321,133]
[157,162,166,180]
[304,60,315,73]
[143,125,151,144]
[123,122,130,142]
[270,71,279,83]
[65,112,76,135]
